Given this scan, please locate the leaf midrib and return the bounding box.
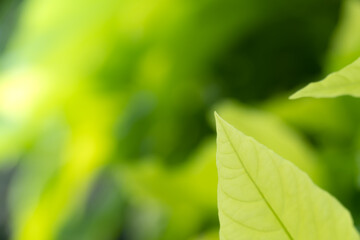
[219,120,294,240]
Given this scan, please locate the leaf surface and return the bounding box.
[215,113,359,240]
[290,57,360,99]
[215,101,323,185]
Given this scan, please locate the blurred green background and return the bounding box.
[0,0,360,239]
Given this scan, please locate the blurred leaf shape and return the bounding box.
[263,95,360,208]
[290,57,360,99]
[263,95,353,138]
[326,0,360,72]
[215,113,359,240]
[115,138,218,240]
[8,93,119,240]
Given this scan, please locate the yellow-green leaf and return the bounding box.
[215,113,359,240]
[214,100,323,186]
[290,57,360,99]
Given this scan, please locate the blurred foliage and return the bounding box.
[0,0,360,239]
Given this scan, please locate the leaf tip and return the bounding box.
[214,112,228,138]
[289,90,303,100]
[214,111,225,128]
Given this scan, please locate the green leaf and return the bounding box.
[215,113,359,240]
[290,57,360,99]
[215,101,323,186]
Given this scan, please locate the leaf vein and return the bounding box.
[218,120,294,240]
